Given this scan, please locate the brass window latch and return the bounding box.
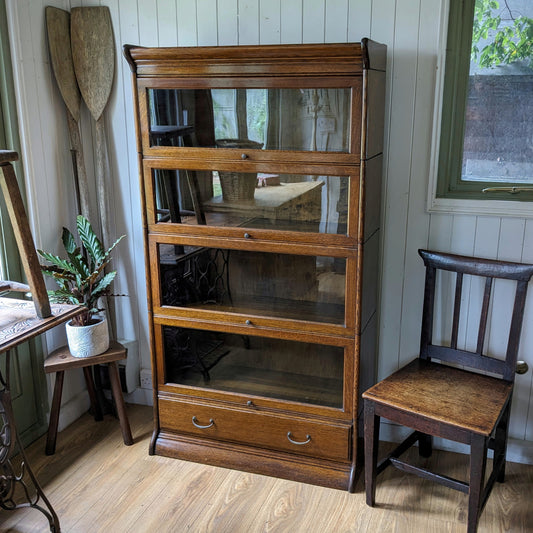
[482,186,533,194]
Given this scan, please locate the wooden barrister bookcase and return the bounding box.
[124,40,386,491]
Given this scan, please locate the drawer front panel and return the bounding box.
[159,397,351,462]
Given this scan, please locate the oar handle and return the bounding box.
[95,116,117,341]
[66,112,91,221]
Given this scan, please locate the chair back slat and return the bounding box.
[418,249,533,382]
[476,277,492,354]
[451,272,463,349]
[426,345,507,376]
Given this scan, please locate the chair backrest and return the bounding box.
[0,150,51,318]
[418,249,533,382]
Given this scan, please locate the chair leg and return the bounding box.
[108,361,133,446]
[418,433,433,458]
[45,371,64,455]
[364,399,380,507]
[468,433,488,533]
[83,366,103,421]
[494,402,511,483]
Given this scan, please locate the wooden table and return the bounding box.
[0,298,83,533]
[0,150,85,531]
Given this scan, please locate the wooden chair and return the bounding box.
[362,249,533,533]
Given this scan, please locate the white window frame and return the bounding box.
[427,0,533,218]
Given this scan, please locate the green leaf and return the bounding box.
[91,271,117,299]
[61,227,77,255]
[47,288,81,305]
[76,215,105,266]
[103,234,126,261]
[38,250,79,275]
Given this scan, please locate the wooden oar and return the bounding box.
[70,7,117,340]
[45,6,91,221]
[70,6,114,252]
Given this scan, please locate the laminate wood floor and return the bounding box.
[2,404,532,532]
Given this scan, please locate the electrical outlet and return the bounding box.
[140,369,153,389]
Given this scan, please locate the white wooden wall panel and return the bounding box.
[302,0,325,43]
[217,0,238,45]
[259,0,280,45]
[325,0,348,43]
[347,0,371,41]
[177,0,198,46]
[378,0,420,375]
[281,0,303,43]
[522,220,533,441]
[5,0,533,458]
[157,0,178,46]
[197,0,218,46]
[238,0,259,45]
[396,0,440,370]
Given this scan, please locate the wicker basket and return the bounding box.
[215,139,263,202]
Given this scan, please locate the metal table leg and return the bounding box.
[0,350,60,532]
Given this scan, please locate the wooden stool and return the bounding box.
[44,340,133,455]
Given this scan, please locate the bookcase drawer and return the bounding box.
[159,397,352,462]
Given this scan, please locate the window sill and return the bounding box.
[427,195,533,218]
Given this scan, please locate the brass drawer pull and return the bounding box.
[287,432,311,445]
[192,416,214,429]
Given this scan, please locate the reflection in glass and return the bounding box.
[152,168,349,235]
[162,326,344,407]
[147,87,351,152]
[158,244,346,325]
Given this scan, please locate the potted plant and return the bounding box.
[38,215,125,357]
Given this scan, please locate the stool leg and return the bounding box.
[83,366,103,421]
[45,371,64,455]
[108,361,133,445]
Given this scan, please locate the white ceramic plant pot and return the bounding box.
[66,315,110,358]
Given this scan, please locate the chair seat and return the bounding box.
[363,358,513,437]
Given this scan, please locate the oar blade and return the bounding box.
[71,6,115,121]
[45,6,81,122]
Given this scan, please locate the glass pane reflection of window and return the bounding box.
[148,88,351,152]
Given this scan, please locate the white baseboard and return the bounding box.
[125,387,153,406]
[379,421,533,465]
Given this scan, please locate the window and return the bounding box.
[436,0,533,201]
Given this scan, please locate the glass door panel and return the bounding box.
[147,87,351,153]
[158,244,346,325]
[150,167,350,236]
[162,326,345,408]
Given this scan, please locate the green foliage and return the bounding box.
[38,215,125,326]
[471,0,533,68]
